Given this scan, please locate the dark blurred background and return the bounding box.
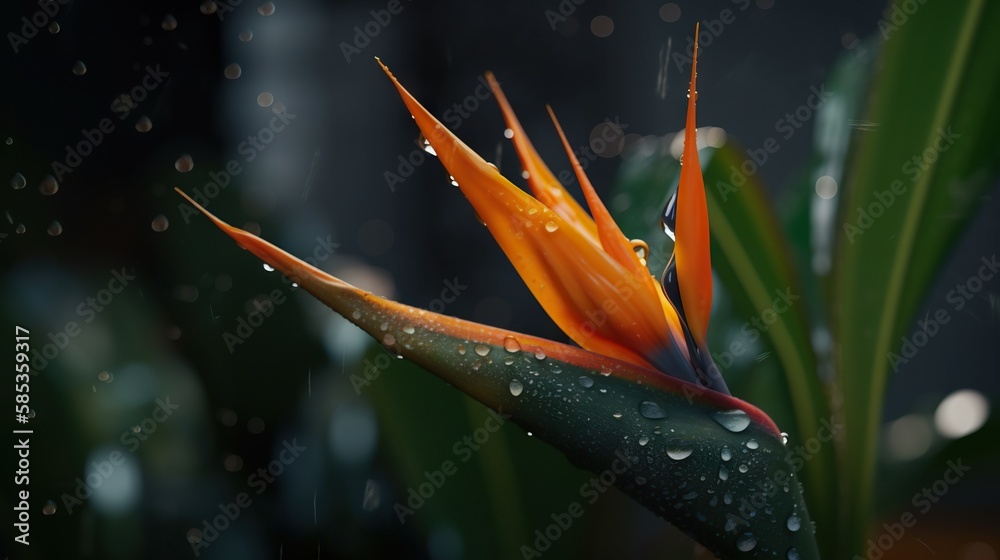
[2,1,996,559]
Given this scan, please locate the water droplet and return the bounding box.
[639,401,667,419]
[224,63,242,79]
[97,371,112,382]
[534,351,545,360]
[239,29,253,41]
[738,463,749,473]
[46,220,62,236]
[736,534,757,552]
[419,135,437,156]
[786,514,801,532]
[578,376,594,388]
[474,345,490,357]
[527,207,538,216]
[4,137,12,145]
[42,500,57,515]
[746,439,759,450]
[11,172,26,190]
[175,154,194,172]
[630,239,649,260]
[781,432,789,445]
[509,379,523,396]
[151,214,169,232]
[660,189,678,240]
[503,356,515,366]
[47,21,60,33]
[379,322,388,331]
[612,412,623,419]
[634,476,647,485]
[712,409,751,432]
[257,92,274,107]
[200,1,218,14]
[162,14,178,30]
[403,326,415,334]
[544,221,559,232]
[352,310,361,320]
[719,466,729,481]
[72,60,87,76]
[135,116,153,132]
[787,548,800,560]
[666,448,692,460]
[457,344,466,355]
[263,263,274,272]
[15,224,26,234]
[682,490,698,500]
[723,492,733,505]
[638,436,649,446]
[599,367,612,376]
[503,336,521,353]
[721,446,732,461]
[38,175,58,195]
[382,333,396,346]
[258,1,276,15]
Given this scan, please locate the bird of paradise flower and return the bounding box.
[177,31,820,559]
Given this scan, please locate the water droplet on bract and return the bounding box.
[135,116,153,132]
[638,436,649,446]
[544,221,559,232]
[787,547,800,560]
[448,175,459,187]
[162,14,178,30]
[239,29,253,41]
[534,351,545,360]
[578,376,594,388]
[382,333,396,347]
[403,326,415,334]
[724,516,739,531]
[15,224,26,234]
[224,63,242,79]
[639,401,667,419]
[419,135,437,156]
[502,336,521,353]
[200,1,218,14]
[457,344,466,355]
[262,263,274,272]
[175,154,194,172]
[503,356,514,365]
[38,175,58,195]
[351,310,361,320]
[509,379,523,396]
[11,172,26,189]
[258,1,276,15]
[738,463,749,473]
[724,492,733,505]
[786,514,801,532]
[666,448,692,460]
[151,214,169,232]
[48,22,60,33]
[712,409,751,432]
[660,189,678,240]
[474,344,490,357]
[781,432,789,445]
[721,446,732,461]
[612,412,623,419]
[47,220,62,236]
[257,92,274,107]
[72,61,87,76]
[746,439,759,450]
[527,207,537,216]
[736,534,757,552]
[719,466,729,481]
[379,322,388,331]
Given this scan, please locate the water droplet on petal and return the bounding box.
[38,175,58,195]
[786,514,801,532]
[11,172,26,189]
[263,263,274,272]
[639,401,667,419]
[135,116,153,132]
[151,214,169,232]
[578,376,594,388]
[474,345,490,357]
[534,351,545,360]
[545,221,559,232]
[379,322,388,331]
[666,448,692,460]
[382,333,396,346]
[72,61,87,76]
[403,326,415,334]
[746,439,759,450]
[352,310,361,320]
[503,336,521,353]
[509,379,523,396]
[712,409,751,432]
[175,154,194,172]
[419,135,437,156]
[47,220,63,236]
[258,1,276,16]
[162,14,178,30]
[225,63,242,79]
[736,534,757,552]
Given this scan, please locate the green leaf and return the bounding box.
[832,0,1000,553]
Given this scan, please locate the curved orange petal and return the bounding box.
[379,59,698,383]
[486,72,601,248]
[674,24,713,349]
